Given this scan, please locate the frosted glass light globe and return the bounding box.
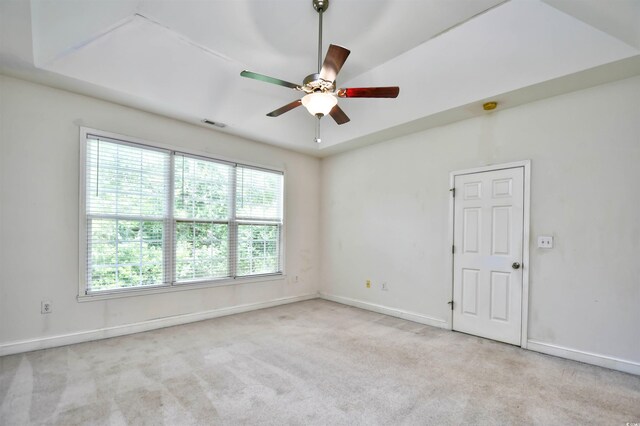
[301,92,338,116]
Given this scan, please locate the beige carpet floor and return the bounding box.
[1,299,639,425]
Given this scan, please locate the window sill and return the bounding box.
[77,274,286,302]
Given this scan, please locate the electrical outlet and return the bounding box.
[366,279,371,289]
[381,282,388,291]
[537,236,553,248]
[41,301,52,314]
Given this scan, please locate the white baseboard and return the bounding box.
[527,340,640,376]
[4,293,637,377]
[320,294,639,376]
[0,293,318,357]
[320,293,449,329]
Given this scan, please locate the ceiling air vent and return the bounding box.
[202,119,226,128]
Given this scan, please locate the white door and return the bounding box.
[452,167,524,345]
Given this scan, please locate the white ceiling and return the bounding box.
[1,0,639,156]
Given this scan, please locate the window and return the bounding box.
[174,155,232,282]
[235,167,283,276]
[82,130,284,294]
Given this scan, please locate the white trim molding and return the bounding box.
[527,340,640,376]
[320,293,449,329]
[0,294,317,357]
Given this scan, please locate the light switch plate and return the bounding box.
[538,236,553,248]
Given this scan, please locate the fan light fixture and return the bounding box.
[301,92,338,116]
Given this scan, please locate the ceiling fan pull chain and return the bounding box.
[315,118,322,144]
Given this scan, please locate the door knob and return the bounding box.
[512,262,521,270]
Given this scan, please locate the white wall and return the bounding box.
[320,76,640,365]
[0,75,320,349]
[2,72,639,373]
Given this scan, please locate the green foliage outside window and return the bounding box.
[237,225,279,276]
[85,137,283,292]
[89,219,163,290]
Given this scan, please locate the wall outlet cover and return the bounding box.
[537,236,553,248]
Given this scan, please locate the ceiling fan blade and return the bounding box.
[319,45,351,82]
[338,87,400,98]
[240,70,300,90]
[266,99,302,117]
[329,105,350,125]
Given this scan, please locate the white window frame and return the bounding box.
[78,127,286,301]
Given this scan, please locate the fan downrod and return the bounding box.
[313,0,329,13]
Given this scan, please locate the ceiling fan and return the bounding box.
[240,0,399,143]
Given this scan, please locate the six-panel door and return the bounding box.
[452,167,524,345]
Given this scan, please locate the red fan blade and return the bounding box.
[319,45,350,82]
[337,87,400,98]
[329,105,350,125]
[266,99,302,117]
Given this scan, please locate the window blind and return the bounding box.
[85,137,171,291]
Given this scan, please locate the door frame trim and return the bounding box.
[447,160,531,348]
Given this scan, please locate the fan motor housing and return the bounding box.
[303,73,335,93]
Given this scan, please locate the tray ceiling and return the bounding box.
[1,0,639,156]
